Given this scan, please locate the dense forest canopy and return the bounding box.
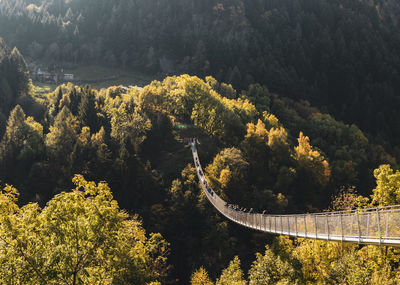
[1,0,400,283]
[1,0,400,146]
[1,34,399,281]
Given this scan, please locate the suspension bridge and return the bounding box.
[189,140,400,247]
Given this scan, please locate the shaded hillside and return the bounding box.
[0,38,31,134]
[1,0,400,146]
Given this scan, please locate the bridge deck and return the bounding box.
[190,142,400,247]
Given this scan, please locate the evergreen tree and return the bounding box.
[9,47,30,97]
[216,256,246,285]
[78,86,98,131]
[191,267,213,285]
[45,106,79,167]
[0,105,26,173]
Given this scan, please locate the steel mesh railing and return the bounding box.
[190,141,400,247]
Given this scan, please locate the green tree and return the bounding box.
[8,47,31,97]
[372,164,400,206]
[0,105,44,187]
[53,86,63,115]
[205,147,249,202]
[216,256,246,285]
[248,245,301,285]
[110,103,151,153]
[0,175,169,284]
[78,86,98,131]
[0,105,26,153]
[45,106,80,164]
[294,132,330,207]
[90,126,112,173]
[70,126,95,175]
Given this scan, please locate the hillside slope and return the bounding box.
[1,0,400,145]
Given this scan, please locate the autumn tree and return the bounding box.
[248,245,301,285]
[205,147,249,203]
[110,103,151,153]
[294,132,331,207]
[0,175,169,284]
[191,267,213,285]
[372,164,400,206]
[216,256,246,285]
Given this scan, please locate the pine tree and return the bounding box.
[2,105,26,149]
[191,267,213,285]
[54,87,63,115]
[78,86,98,131]
[45,106,79,163]
[0,105,25,175]
[216,256,246,285]
[9,47,30,97]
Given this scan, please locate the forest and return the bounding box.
[1,0,400,284]
[1,35,400,283]
[1,0,400,147]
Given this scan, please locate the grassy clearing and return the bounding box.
[31,65,155,101]
[89,76,149,90]
[32,82,57,101]
[63,64,155,88]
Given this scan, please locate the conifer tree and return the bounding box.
[45,106,79,164]
[78,86,98,131]
[216,256,246,285]
[9,47,30,97]
[191,267,213,285]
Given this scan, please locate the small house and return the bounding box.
[64,74,74,81]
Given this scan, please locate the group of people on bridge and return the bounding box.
[226,204,254,213]
[225,204,268,215]
[183,137,199,144]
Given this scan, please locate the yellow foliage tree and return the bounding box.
[0,175,169,284]
[216,256,246,285]
[372,164,400,206]
[294,132,331,186]
[191,267,214,285]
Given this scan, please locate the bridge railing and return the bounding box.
[190,141,400,246]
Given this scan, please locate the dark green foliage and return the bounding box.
[9,47,30,96]
[1,0,400,145]
[261,92,398,197]
[0,38,31,123]
[0,105,44,202]
[78,86,98,131]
